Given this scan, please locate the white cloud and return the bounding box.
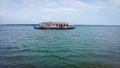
[0,0,120,24]
[1,0,120,13]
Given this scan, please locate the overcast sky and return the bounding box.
[0,0,120,25]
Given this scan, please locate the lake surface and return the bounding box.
[0,25,120,68]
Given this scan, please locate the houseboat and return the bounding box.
[34,22,75,29]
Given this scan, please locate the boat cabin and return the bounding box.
[40,22,72,28]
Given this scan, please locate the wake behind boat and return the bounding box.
[34,22,75,29]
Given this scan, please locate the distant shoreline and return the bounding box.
[0,24,120,27]
[0,24,39,26]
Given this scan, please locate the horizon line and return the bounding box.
[0,24,120,26]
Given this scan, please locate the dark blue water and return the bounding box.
[0,26,120,68]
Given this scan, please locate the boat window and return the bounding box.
[47,25,50,26]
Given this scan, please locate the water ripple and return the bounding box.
[0,26,120,68]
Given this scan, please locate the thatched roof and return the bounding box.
[41,22,68,25]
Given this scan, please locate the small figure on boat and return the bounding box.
[34,22,75,29]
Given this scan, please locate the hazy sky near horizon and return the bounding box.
[0,0,120,25]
